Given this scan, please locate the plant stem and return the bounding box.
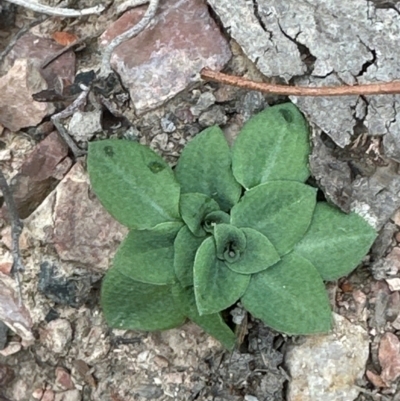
[201,68,400,97]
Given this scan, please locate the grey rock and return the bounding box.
[100,0,231,114]
[160,116,176,133]
[135,385,163,399]
[190,92,216,116]
[286,313,369,401]
[198,106,227,127]
[209,0,400,152]
[238,91,266,122]
[68,110,102,142]
[207,1,305,81]
[371,221,397,259]
[310,125,400,230]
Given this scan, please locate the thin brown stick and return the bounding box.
[201,68,400,97]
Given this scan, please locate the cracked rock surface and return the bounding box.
[208,0,400,150]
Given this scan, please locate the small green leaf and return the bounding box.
[88,140,181,229]
[112,222,183,285]
[231,181,316,255]
[101,268,185,331]
[203,211,230,234]
[174,226,205,287]
[180,193,220,237]
[293,202,377,281]
[214,224,247,263]
[241,253,332,335]
[172,283,236,350]
[232,103,311,189]
[226,228,280,274]
[194,237,250,315]
[174,126,242,211]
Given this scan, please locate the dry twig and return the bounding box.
[0,170,24,305]
[51,84,91,158]
[100,0,159,76]
[4,0,105,17]
[117,0,149,14]
[201,68,400,97]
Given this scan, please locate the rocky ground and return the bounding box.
[1,0,400,400]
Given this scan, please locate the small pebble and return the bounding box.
[161,117,176,133]
[40,319,72,355]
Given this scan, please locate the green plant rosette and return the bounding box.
[88,102,377,349]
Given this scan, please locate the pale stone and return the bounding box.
[40,319,72,355]
[68,110,102,142]
[54,389,81,401]
[386,278,400,292]
[286,313,369,401]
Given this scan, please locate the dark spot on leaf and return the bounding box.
[279,109,293,123]
[104,146,114,157]
[148,161,166,173]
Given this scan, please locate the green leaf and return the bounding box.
[241,253,332,335]
[293,202,377,281]
[174,226,205,287]
[231,181,316,255]
[226,228,280,274]
[214,224,247,263]
[101,268,186,331]
[112,222,183,285]
[172,284,236,350]
[194,237,250,315]
[180,193,220,237]
[232,103,311,189]
[174,126,242,211]
[202,211,230,234]
[88,139,181,229]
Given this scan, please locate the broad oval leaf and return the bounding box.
[180,193,220,237]
[194,238,250,315]
[174,226,205,287]
[172,283,236,350]
[174,126,242,211]
[101,268,185,331]
[232,103,311,189]
[231,181,317,255]
[293,202,377,281]
[226,228,280,274]
[241,253,332,335]
[214,224,247,263]
[112,222,183,285]
[88,139,181,229]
